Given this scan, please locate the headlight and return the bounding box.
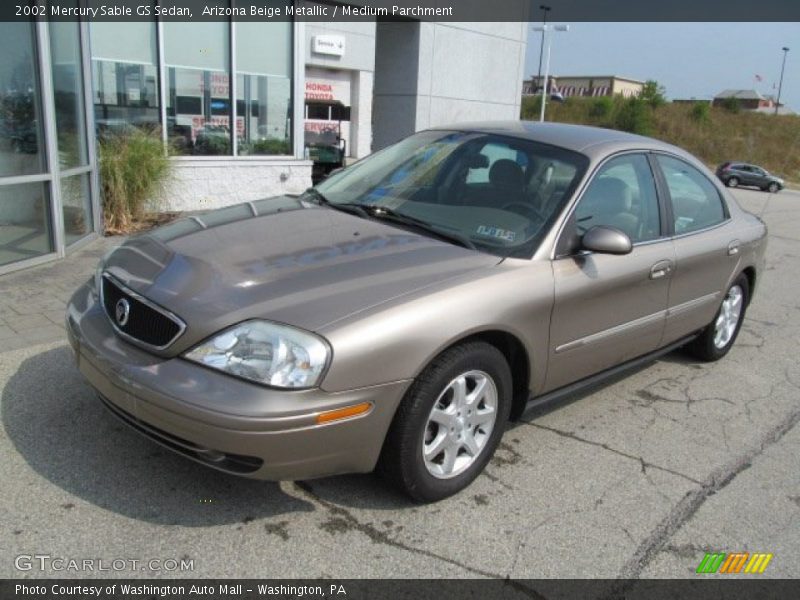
[183,320,330,389]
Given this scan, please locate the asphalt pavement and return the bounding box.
[0,188,798,581]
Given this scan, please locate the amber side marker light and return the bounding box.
[316,402,372,424]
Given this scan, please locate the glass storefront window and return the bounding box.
[1,16,299,271]
[236,19,292,156]
[49,20,89,170]
[0,22,46,178]
[0,182,53,267]
[61,172,92,245]
[90,21,160,135]
[165,20,231,155]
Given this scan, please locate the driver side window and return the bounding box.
[574,154,661,244]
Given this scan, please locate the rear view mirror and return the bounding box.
[467,154,489,169]
[581,226,632,255]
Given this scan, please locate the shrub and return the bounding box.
[242,137,292,155]
[520,95,543,120]
[719,97,741,114]
[98,127,171,234]
[589,96,614,119]
[193,131,230,155]
[614,97,652,135]
[690,102,711,123]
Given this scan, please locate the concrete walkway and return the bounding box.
[0,236,119,353]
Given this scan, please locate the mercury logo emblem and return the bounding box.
[115,298,130,327]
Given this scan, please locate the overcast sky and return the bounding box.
[524,22,800,110]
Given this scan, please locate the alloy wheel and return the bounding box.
[422,370,498,479]
[713,285,743,349]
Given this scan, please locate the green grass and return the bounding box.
[522,96,800,185]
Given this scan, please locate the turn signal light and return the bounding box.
[316,402,372,424]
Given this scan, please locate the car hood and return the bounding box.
[102,196,500,354]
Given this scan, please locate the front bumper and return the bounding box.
[66,282,411,480]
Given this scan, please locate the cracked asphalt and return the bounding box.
[0,188,798,581]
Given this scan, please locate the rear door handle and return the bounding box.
[728,241,741,256]
[649,260,673,280]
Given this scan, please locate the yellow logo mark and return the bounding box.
[744,553,773,574]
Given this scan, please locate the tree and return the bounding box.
[640,80,667,109]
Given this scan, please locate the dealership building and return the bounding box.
[0,8,527,273]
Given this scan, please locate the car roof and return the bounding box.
[429,121,685,159]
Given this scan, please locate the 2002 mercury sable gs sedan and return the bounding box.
[67,122,766,502]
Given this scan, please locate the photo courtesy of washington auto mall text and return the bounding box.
[12,583,348,598]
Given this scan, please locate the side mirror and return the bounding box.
[581,226,632,255]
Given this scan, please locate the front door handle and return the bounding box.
[649,260,673,280]
[728,241,741,256]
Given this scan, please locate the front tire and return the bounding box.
[767,182,780,193]
[726,176,739,188]
[689,274,749,361]
[378,341,512,502]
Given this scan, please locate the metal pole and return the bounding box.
[535,5,551,92]
[775,46,789,116]
[539,27,551,122]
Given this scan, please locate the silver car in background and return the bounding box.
[67,122,766,502]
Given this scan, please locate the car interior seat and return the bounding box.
[489,159,525,200]
[578,177,640,240]
[529,162,558,215]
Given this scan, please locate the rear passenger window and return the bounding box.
[657,155,727,234]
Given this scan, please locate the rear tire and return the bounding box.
[378,341,512,502]
[689,274,749,361]
[726,176,739,188]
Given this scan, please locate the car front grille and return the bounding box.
[101,274,185,350]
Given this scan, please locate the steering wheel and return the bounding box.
[501,201,546,223]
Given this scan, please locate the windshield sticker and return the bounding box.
[476,225,516,242]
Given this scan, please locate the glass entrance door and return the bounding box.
[0,21,54,268]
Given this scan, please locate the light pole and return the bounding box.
[535,5,551,93]
[532,24,569,122]
[775,46,789,115]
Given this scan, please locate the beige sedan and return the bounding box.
[67,122,766,502]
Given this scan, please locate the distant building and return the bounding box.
[522,75,644,98]
[711,89,795,114]
[712,89,776,111]
[672,98,712,104]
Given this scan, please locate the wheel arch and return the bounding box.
[413,329,533,422]
[740,265,756,306]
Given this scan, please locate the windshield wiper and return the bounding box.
[303,190,475,250]
[364,206,476,250]
[302,188,369,218]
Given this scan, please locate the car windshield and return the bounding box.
[314,130,589,257]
